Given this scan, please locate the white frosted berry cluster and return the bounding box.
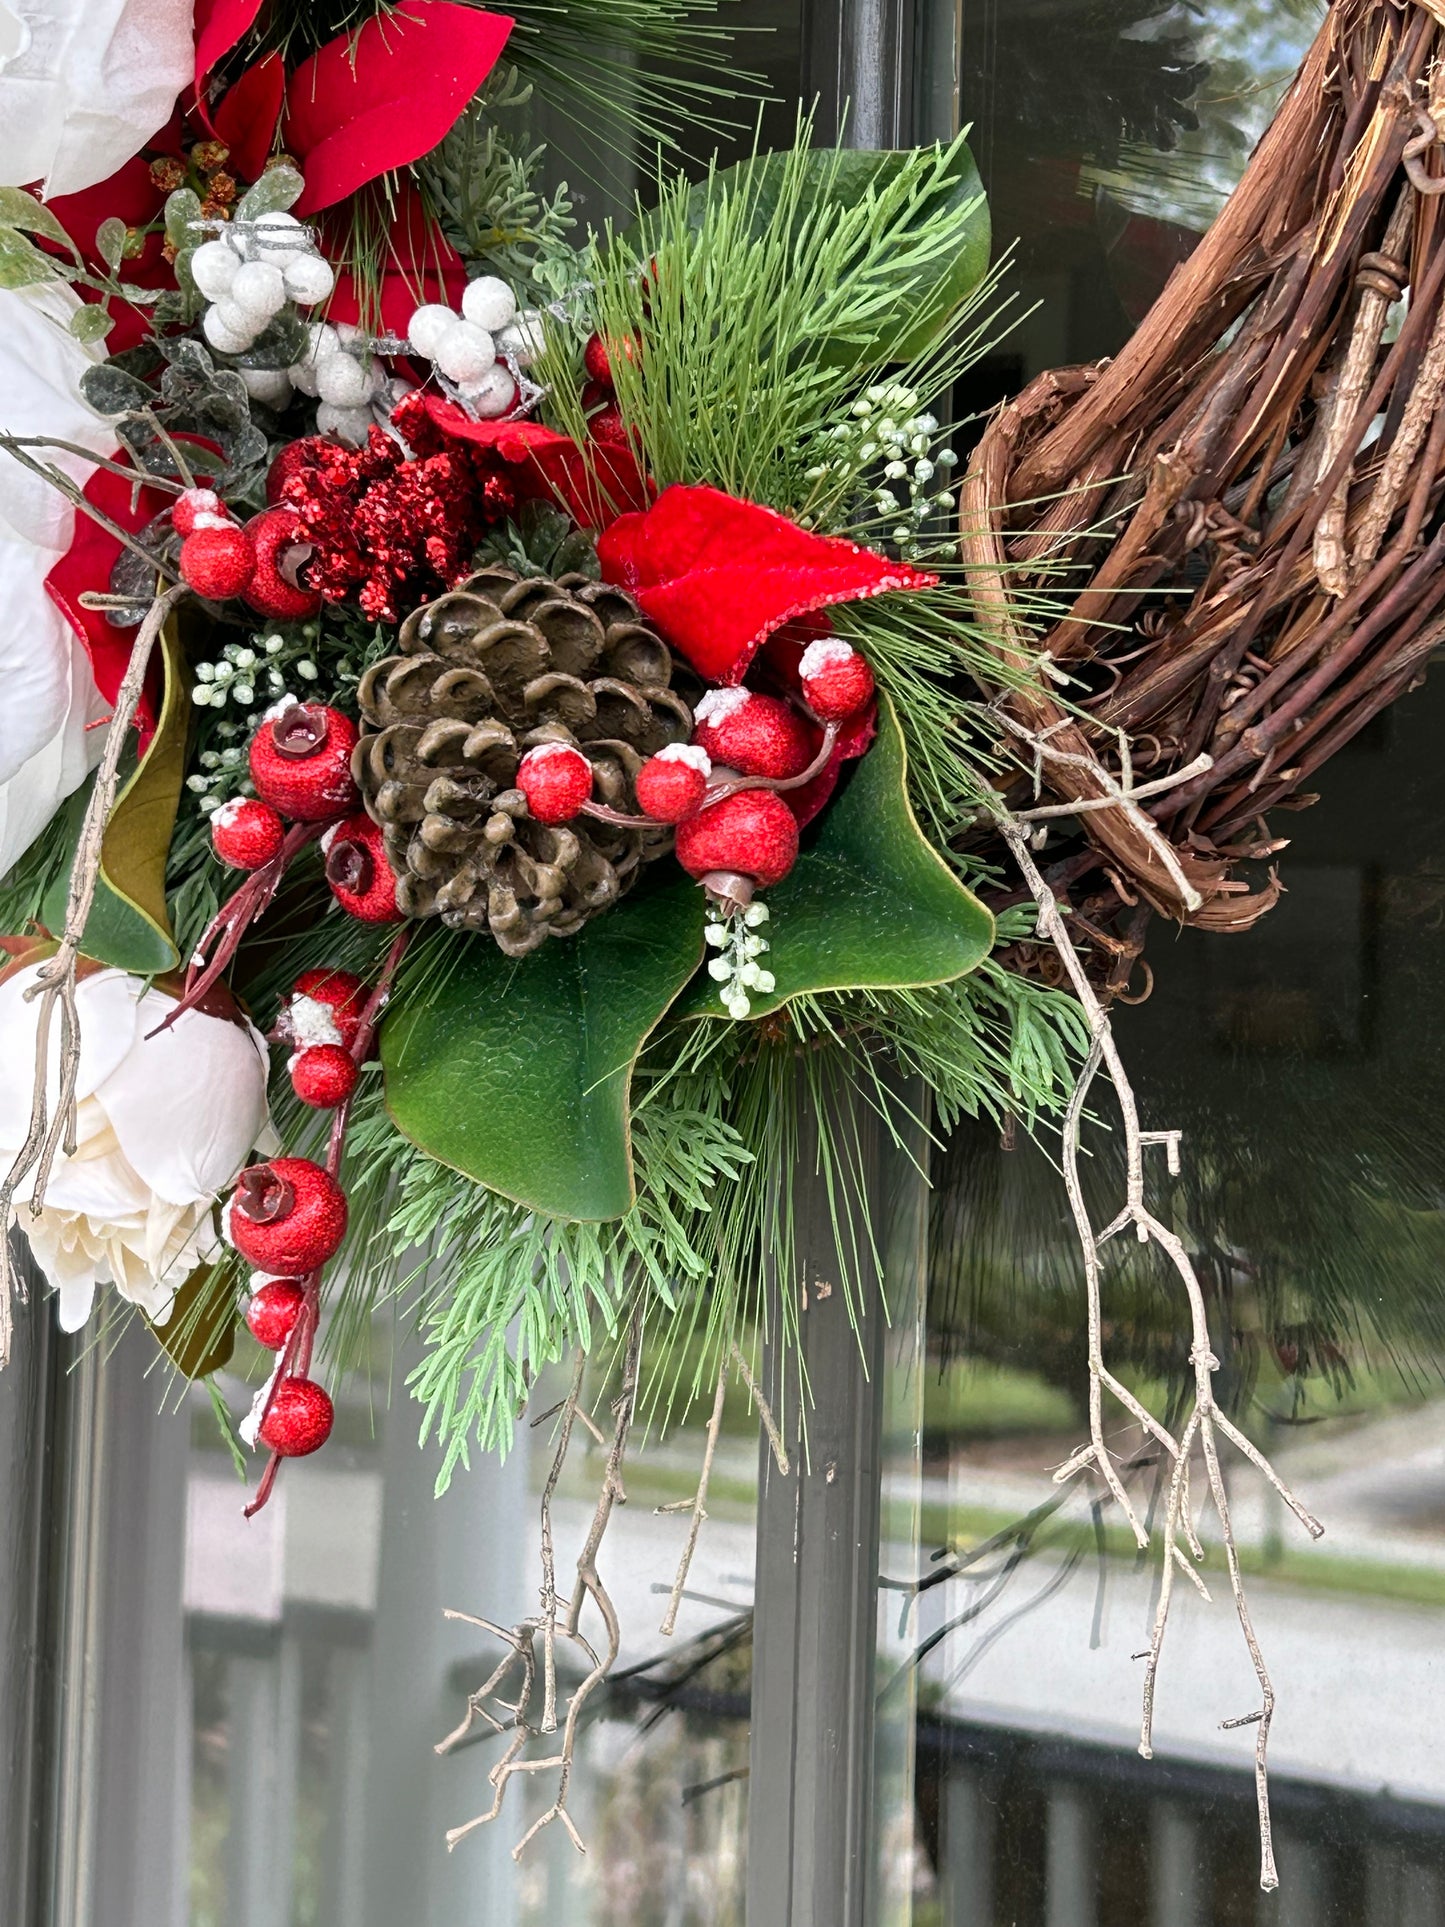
[193,212,336,403]
[804,381,958,561]
[286,322,411,447]
[406,275,543,421]
[704,900,775,1020]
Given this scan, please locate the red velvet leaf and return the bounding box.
[596,484,937,684]
[213,52,286,183]
[193,0,265,114]
[285,5,513,216]
[410,394,651,530]
[45,469,172,746]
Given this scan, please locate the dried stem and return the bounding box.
[656,1359,730,1637]
[0,583,188,1366]
[996,803,1322,1893]
[442,1310,645,1859]
[730,1338,790,1474]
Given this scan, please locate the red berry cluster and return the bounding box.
[213,700,402,922]
[225,953,395,1471]
[581,331,633,448]
[272,397,518,622]
[174,487,322,619]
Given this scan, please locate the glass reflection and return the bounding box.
[890,3,1445,1922]
[172,1328,755,1927]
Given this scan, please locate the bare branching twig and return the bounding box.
[996,807,1323,1892]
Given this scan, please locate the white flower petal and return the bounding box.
[0,0,194,200]
[0,284,115,551]
[0,619,104,868]
[0,965,147,1153]
[97,994,271,1204]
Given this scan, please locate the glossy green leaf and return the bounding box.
[0,226,59,290]
[40,614,190,973]
[665,141,989,365]
[0,187,77,253]
[679,696,994,1021]
[383,874,706,1221]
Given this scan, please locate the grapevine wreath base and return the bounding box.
[962,0,1445,998]
[0,0,1436,1896]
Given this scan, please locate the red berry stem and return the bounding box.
[578,720,841,832]
[148,821,329,1038]
[702,719,840,808]
[243,926,411,1520]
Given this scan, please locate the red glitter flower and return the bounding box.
[275,423,517,622]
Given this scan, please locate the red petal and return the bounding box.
[193,0,265,116]
[324,178,467,331]
[45,468,173,747]
[213,53,286,183]
[409,394,652,529]
[596,484,937,684]
[286,6,513,216]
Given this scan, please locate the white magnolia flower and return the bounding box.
[0,964,272,1332]
[0,0,194,199]
[0,282,117,874]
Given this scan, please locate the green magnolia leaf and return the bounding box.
[148,1262,237,1379]
[0,226,60,290]
[40,614,190,973]
[68,303,114,345]
[679,695,994,1021]
[664,140,989,366]
[383,874,705,1221]
[0,186,77,254]
[235,165,304,222]
[96,216,127,272]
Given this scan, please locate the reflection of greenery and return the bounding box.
[1083,0,1325,229]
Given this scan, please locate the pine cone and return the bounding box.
[354,566,696,955]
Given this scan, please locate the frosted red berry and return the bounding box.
[636,745,711,823]
[259,1377,334,1457]
[210,796,285,871]
[675,789,799,891]
[243,507,322,620]
[226,1157,348,1274]
[172,487,226,537]
[799,638,875,722]
[281,967,368,1051]
[245,1277,305,1349]
[290,1043,358,1109]
[248,702,360,820]
[589,402,629,448]
[323,813,402,921]
[516,743,594,824]
[266,438,324,506]
[180,523,254,599]
[692,689,813,780]
[583,333,614,386]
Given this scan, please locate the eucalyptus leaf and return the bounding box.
[0,226,59,290]
[235,310,307,370]
[383,874,706,1221]
[68,303,114,345]
[679,695,994,1021]
[164,187,203,248]
[235,165,304,222]
[161,336,215,377]
[39,614,190,974]
[0,185,76,253]
[96,216,127,272]
[81,362,155,415]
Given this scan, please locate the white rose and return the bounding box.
[0,281,118,875]
[0,964,272,1332]
[0,0,194,199]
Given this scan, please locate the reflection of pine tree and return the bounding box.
[961,1,1209,163]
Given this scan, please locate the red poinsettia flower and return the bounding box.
[193,1,513,215]
[596,484,938,685]
[45,467,174,746]
[404,394,652,531]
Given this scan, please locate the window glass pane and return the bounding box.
[880,4,1445,1922]
[76,1316,757,1927]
